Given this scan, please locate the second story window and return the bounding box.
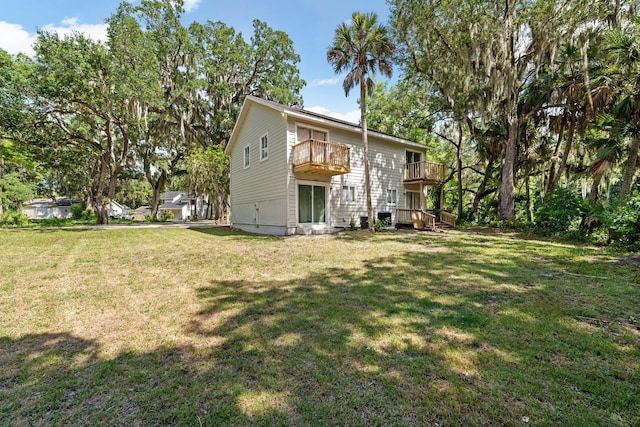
[260,134,268,160]
[297,126,327,142]
[244,145,250,168]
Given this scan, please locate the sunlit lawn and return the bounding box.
[0,226,638,426]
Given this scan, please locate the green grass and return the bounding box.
[0,227,638,426]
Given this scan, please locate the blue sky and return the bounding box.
[0,0,393,123]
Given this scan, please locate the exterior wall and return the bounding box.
[331,131,408,228]
[229,103,289,234]
[286,118,415,230]
[23,206,73,219]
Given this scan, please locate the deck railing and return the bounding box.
[440,211,457,227]
[404,161,445,183]
[396,208,436,229]
[292,139,350,174]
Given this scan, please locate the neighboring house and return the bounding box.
[22,197,80,219]
[224,95,452,236]
[132,206,151,221]
[158,191,207,220]
[108,200,132,219]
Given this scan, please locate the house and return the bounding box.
[108,200,132,219]
[132,206,151,221]
[158,191,206,220]
[224,96,454,236]
[22,197,80,219]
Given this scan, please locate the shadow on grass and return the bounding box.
[1,230,638,426]
[189,226,281,242]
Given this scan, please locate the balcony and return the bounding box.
[292,139,351,176]
[403,161,445,185]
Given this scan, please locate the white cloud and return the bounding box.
[0,21,36,56]
[307,106,360,124]
[0,18,108,57]
[183,0,202,12]
[308,77,341,87]
[42,18,108,43]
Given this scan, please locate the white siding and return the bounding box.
[229,103,289,232]
[330,130,408,227]
[285,118,420,229]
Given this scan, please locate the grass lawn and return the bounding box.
[0,227,638,426]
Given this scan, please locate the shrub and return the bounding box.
[606,195,640,250]
[70,203,84,220]
[81,208,96,221]
[374,216,391,232]
[534,187,583,235]
[348,217,358,230]
[39,217,65,227]
[0,211,30,227]
[160,210,174,222]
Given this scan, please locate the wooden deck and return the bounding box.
[396,208,456,230]
[403,161,445,185]
[292,139,350,176]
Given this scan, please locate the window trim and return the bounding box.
[295,123,330,143]
[405,190,420,209]
[243,144,250,169]
[260,132,269,161]
[387,188,398,205]
[405,149,423,164]
[341,185,356,204]
[296,180,329,225]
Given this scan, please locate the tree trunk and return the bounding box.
[547,119,566,195]
[498,113,518,221]
[620,133,640,198]
[551,114,576,192]
[589,172,603,201]
[525,171,533,222]
[361,83,374,232]
[94,155,109,225]
[472,159,495,220]
[498,0,518,221]
[456,123,463,219]
[149,171,167,220]
[97,200,109,224]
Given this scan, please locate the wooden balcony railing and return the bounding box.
[292,139,351,175]
[403,161,445,184]
[396,209,436,229]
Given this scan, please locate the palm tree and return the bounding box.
[604,24,640,198]
[327,12,395,231]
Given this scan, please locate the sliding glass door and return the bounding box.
[298,184,326,224]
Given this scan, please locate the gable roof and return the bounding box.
[225,95,429,155]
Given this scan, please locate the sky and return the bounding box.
[0,0,393,124]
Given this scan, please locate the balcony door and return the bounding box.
[406,190,421,210]
[297,126,327,142]
[298,183,327,224]
[406,150,422,164]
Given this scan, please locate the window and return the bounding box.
[298,184,326,223]
[406,150,422,164]
[406,191,420,209]
[341,185,356,203]
[260,134,268,160]
[387,189,397,204]
[243,145,250,168]
[297,126,327,142]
